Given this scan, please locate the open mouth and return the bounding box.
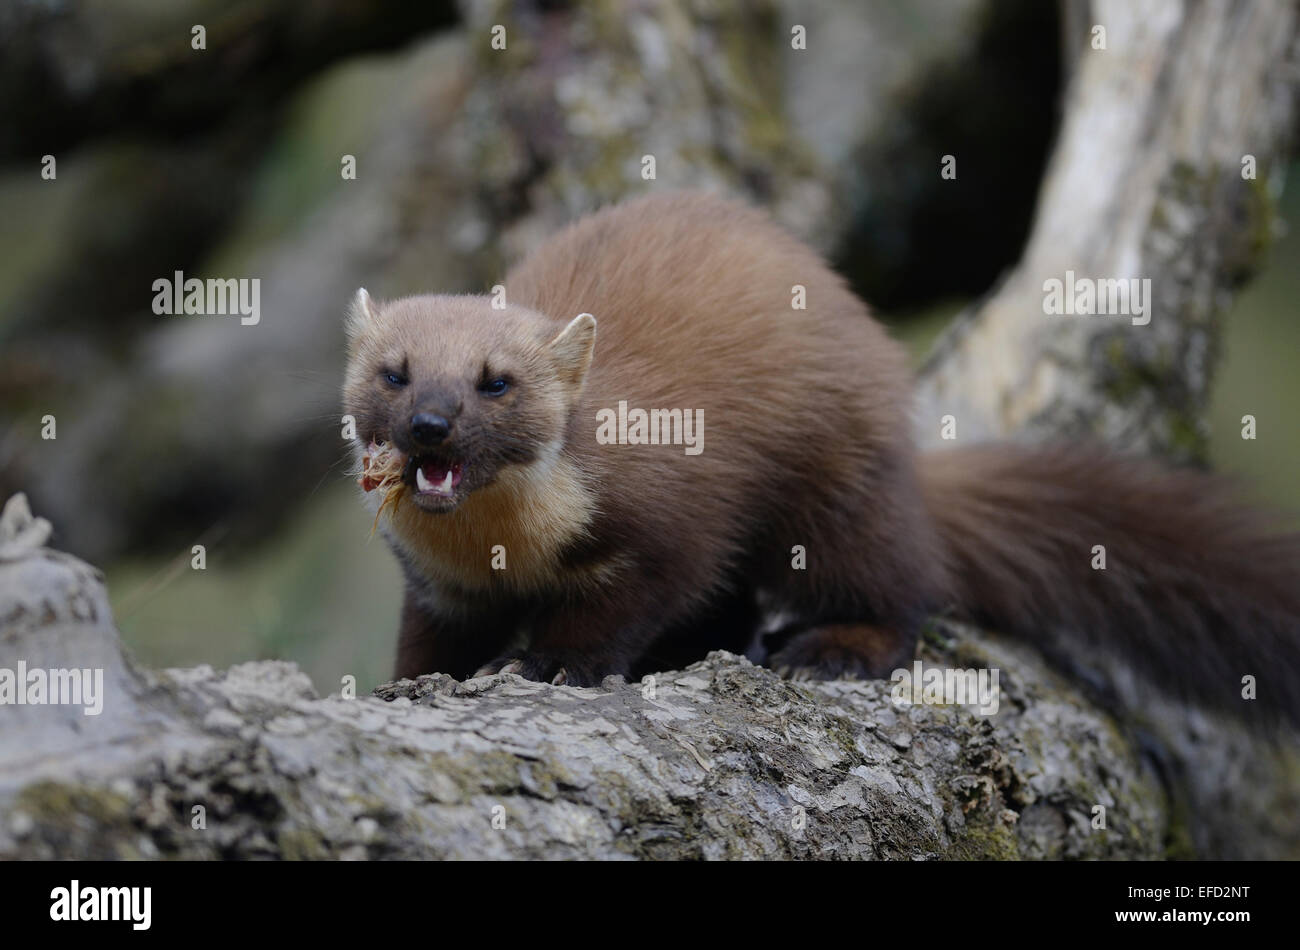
[408,457,465,500]
[358,441,468,519]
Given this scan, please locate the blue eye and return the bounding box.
[382,371,407,388]
[481,378,509,396]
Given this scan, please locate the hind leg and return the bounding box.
[751,458,941,682]
[769,623,917,681]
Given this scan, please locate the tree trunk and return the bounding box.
[0,494,1164,859]
[916,0,1298,461]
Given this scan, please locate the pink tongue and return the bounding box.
[419,461,463,487]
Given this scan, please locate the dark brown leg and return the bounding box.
[476,588,667,686]
[393,587,519,680]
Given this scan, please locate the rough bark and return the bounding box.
[0,494,1165,860]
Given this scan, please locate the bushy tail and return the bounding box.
[919,444,1300,728]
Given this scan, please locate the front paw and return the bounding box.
[472,651,607,687]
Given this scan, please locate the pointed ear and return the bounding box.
[547,312,597,389]
[346,287,377,342]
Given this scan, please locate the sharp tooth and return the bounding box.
[439,469,454,494]
[416,467,432,492]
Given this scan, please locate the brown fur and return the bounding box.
[921,445,1300,723]
[343,191,1300,726]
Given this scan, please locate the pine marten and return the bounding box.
[342,192,1300,725]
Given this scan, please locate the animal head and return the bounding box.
[342,289,596,513]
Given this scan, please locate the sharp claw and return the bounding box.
[551,668,568,686]
[499,659,524,676]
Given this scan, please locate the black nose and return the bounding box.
[410,413,451,447]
